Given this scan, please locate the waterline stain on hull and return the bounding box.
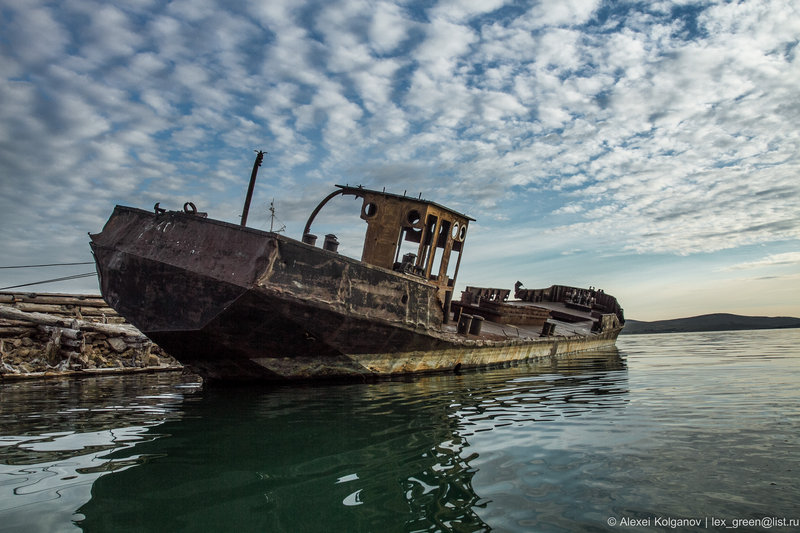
[253,330,621,381]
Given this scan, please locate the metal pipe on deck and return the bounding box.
[240,150,265,227]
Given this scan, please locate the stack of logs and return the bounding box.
[0,292,180,379]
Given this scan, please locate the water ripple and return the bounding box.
[1,330,799,532]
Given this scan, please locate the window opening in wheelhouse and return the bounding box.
[431,219,451,282]
[446,223,466,286]
[419,214,439,277]
[393,208,423,275]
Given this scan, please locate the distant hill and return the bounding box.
[621,313,800,334]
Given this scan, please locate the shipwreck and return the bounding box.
[90,153,624,381]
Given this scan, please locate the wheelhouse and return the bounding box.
[303,185,474,306]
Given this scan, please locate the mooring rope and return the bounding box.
[0,262,95,269]
[0,272,97,291]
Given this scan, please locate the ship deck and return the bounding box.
[443,300,597,340]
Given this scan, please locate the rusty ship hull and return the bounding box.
[90,204,623,382]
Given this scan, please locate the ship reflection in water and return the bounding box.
[0,350,627,532]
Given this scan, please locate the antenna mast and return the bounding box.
[268,198,286,233]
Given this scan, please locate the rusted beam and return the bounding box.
[303,188,349,238]
[240,150,265,227]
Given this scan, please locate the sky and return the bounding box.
[1,0,799,321]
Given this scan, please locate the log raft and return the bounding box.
[0,292,182,381]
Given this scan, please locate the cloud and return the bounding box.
[517,0,601,29]
[414,16,478,76]
[1,0,799,306]
[3,5,70,66]
[429,0,509,23]
[369,1,413,54]
[80,3,144,63]
[722,252,800,272]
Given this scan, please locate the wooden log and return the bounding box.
[97,317,127,324]
[0,293,108,307]
[0,326,39,336]
[0,319,38,327]
[0,305,145,339]
[9,303,115,317]
[1,302,122,322]
[72,307,118,317]
[11,303,77,315]
[38,325,83,340]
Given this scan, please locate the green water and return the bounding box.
[1,329,799,532]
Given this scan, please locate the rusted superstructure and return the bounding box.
[303,186,472,313]
[90,163,624,382]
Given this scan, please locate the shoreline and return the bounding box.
[1,364,187,382]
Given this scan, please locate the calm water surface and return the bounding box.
[1,329,799,532]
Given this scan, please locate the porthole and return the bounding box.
[363,202,378,218]
[451,223,460,240]
[401,294,409,304]
[407,209,421,225]
[459,225,467,241]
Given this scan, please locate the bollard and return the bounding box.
[457,313,473,335]
[469,315,484,335]
[323,234,339,252]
